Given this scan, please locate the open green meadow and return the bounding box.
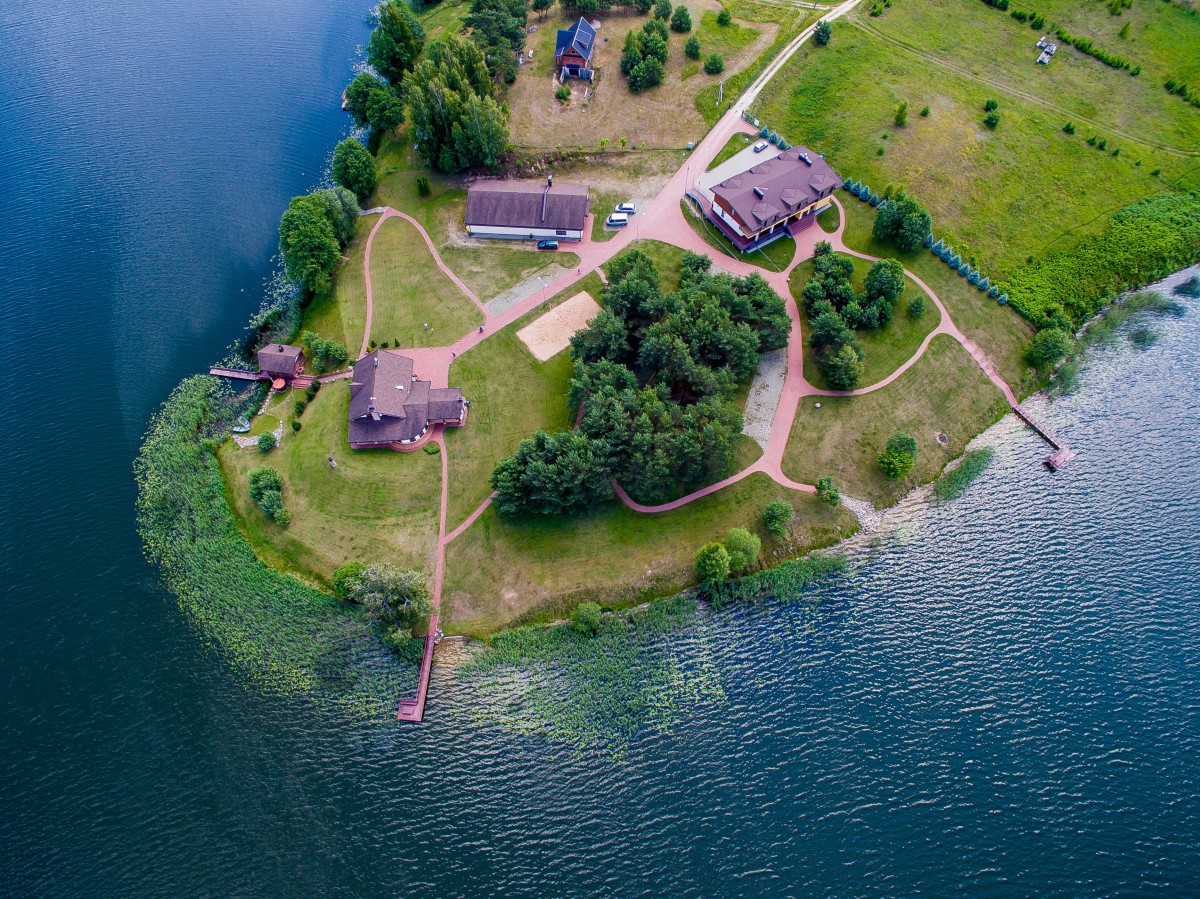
[781,335,1009,506]
[750,4,1200,278]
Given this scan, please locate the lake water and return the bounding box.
[2,1,1199,895]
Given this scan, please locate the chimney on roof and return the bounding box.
[542,175,553,223]
[753,186,765,198]
[373,355,378,368]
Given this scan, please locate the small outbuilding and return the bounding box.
[555,17,597,77]
[465,176,590,242]
[257,343,305,380]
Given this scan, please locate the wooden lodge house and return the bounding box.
[256,343,305,380]
[554,17,597,81]
[705,145,841,253]
[347,350,466,451]
[464,175,590,242]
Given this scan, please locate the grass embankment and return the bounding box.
[680,199,796,271]
[838,198,1035,392]
[137,377,413,711]
[220,382,443,582]
[442,473,857,636]
[367,215,484,347]
[506,3,772,150]
[781,335,1009,507]
[750,11,1200,279]
[789,251,939,389]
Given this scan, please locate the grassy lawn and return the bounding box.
[781,335,1009,507]
[817,203,839,234]
[749,13,1199,279]
[708,132,755,170]
[441,472,857,635]
[444,300,582,529]
[680,199,796,271]
[837,197,1036,392]
[789,252,939,389]
[604,238,691,292]
[302,216,372,351]
[507,4,776,150]
[367,215,485,348]
[219,381,444,587]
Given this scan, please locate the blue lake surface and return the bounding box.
[2,1,1199,895]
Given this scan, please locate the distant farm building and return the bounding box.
[702,145,841,253]
[348,350,465,450]
[465,176,590,242]
[555,17,597,80]
[257,344,305,380]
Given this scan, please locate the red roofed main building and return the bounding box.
[348,350,466,450]
[706,145,840,253]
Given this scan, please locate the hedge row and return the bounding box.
[1002,191,1200,324]
[1056,27,1138,74]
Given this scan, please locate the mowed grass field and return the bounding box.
[441,473,857,635]
[781,335,1009,507]
[836,198,1035,393]
[750,7,1200,278]
[367,216,484,347]
[788,251,939,389]
[506,1,778,150]
[302,216,372,352]
[219,383,444,587]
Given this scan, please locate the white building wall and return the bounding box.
[466,224,583,241]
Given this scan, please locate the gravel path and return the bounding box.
[742,349,787,449]
[484,262,571,316]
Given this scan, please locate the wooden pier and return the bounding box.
[1011,404,1074,470]
[397,614,438,722]
[208,366,263,381]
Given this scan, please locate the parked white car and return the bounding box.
[615,202,637,214]
[753,140,769,152]
[606,212,629,227]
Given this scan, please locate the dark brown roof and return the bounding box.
[257,343,304,373]
[711,146,840,234]
[348,350,463,446]
[465,180,590,232]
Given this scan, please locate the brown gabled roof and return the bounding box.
[465,180,590,232]
[711,146,840,234]
[257,343,303,373]
[348,350,463,446]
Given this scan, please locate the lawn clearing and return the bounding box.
[517,291,602,361]
[219,381,444,587]
[789,252,939,389]
[368,215,484,348]
[781,335,1009,507]
[749,15,1198,278]
[441,472,857,635]
[506,4,776,150]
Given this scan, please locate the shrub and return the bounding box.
[724,527,761,571]
[704,53,725,75]
[555,84,570,103]
[294,399,307,417]
[654,0,671,20]
[984,98,998,112]
[872,190,931,252]
[1027,328,1073,365]
[695,542,731,582]
[685,35,701,59]
[920,104,930,117]
[416,176,431,197]
[332,561,366,599]
[893,99,908,126]
[257,432,276,452]
[908,295,926,317]
[878,432,917,479]
[291,420,302,433]
[763,499,793,537]
[272,507,291,527]
[815,476,840,506]
[571,601,602,636]
[1063,121,1075,134]
[984,111,1000,129]
[813,19,832,44]
[670,5,691,32]
[717,7,732,26]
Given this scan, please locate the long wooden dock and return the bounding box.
[397,614,438,722]
[1012,403,1074,470]
[208,366,263,381]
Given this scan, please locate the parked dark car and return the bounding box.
[536,239,559,250]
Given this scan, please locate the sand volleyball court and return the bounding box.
[517,291,601,361]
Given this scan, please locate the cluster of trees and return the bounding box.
[872,190,932,252]
[1165,76,1200,110]
[492,249,791,516]
[278,187,360,298]
[983,97,1000,130]
[334,562,432,631]
[466,0,528,83]
[300,329,350,372]
[249,467,290,526]
[696,527,761,582]
[622,18,670,91]
[801,243,905,389]
[344,72,406,148]
[289,379,320,434]
[877,432,917,480]
[407,37,510,172]
[1055,26,1137,74]
[563,0,651,16]
[332,138,377,201]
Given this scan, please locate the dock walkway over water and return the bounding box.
[1012,403,1074,470]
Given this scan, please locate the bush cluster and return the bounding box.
[1165,77,1200,110]
[249,466,290,525]
[762,499,793,536]
[871,190,932,252]
[695,527,762,582]
[878,432,917,480]
[622,21,669,91]
[1055,27,1136,73]
[300,330,350,372]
